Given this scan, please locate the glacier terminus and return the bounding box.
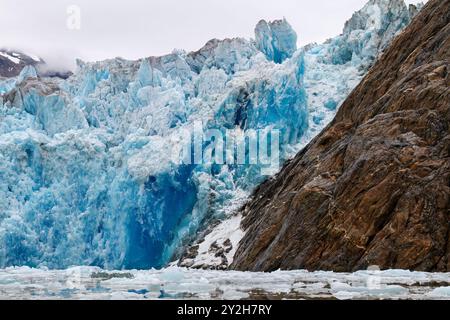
[0,0,422,270]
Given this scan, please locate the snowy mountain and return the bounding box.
[0,0,420,270]
[0,50,42,78]
[0,49,72,80]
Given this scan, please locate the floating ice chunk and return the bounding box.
[428,287,450,298]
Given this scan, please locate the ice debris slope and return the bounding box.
[0,0,418,269]
[301,0,422,146]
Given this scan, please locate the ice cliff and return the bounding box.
[0,0,418,269]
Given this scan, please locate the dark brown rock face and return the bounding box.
[232,0,450,272]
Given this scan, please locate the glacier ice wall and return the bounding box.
[0,0,417,269]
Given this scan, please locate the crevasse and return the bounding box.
[0,0,417,269]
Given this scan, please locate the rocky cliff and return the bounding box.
[232,0,450,272]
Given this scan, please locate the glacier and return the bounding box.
[0,0,419,270]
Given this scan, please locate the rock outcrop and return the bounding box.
[232,0,450,272]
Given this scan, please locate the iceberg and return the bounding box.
[0,0,418,269]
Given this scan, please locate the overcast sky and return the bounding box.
[0,0,425,70]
